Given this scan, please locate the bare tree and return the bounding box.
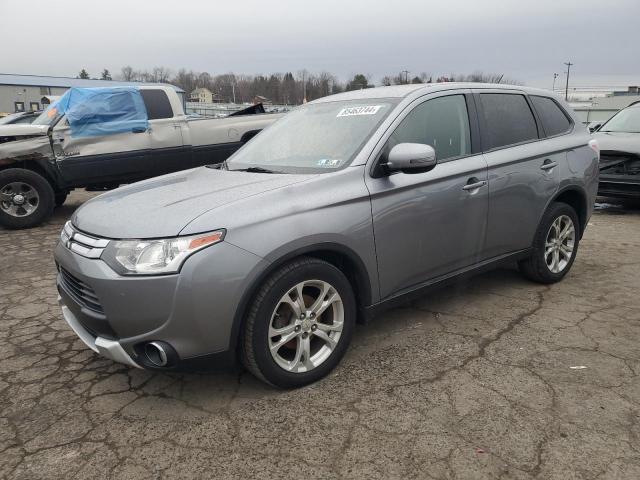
[120,65,135,81]
[151,66,172,83]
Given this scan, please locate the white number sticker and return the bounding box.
[337,105,382,117]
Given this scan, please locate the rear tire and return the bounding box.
[519,202,580,284]
[241,257,356,388]
[0,169,55,229]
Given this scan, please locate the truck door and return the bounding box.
[52,116,151,188]
[140,89,190,175]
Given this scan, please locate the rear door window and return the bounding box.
[530,95,572,137]
[479,93,539,150]
[140,90,173,120]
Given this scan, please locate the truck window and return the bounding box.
[140,90,173,120]
[479,93,539,150]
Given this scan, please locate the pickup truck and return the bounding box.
[0,85,282,229]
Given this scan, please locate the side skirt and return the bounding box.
[361,248,533,321]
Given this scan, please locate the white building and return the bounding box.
[189,87,214,103]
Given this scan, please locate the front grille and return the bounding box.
[60,221,110,259]
[59,267,104,314]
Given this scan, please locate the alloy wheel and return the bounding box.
[545,214,575,273]
[268,279,344,373]
[0,182,40,217]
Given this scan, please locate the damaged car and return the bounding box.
[0,86,282,229]
[593,101,640,198]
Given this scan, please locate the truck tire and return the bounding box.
[0,169,55,229]
[519,202,580,284]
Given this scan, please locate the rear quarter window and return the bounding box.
[140,90,173,120]
[530,95,572,137]
[479,93,539,150]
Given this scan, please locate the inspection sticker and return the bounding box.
[337,105,382,117]
[317,158,342,167]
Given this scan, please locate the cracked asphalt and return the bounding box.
[1,190,640,479]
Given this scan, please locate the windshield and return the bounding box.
[227,99,398,173]
[600,106,640,133]
[32,103,62,127]
[0,113,20,125]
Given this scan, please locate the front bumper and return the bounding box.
[598,173,640,198]
[58,295,141,368]
[55,238,268,368]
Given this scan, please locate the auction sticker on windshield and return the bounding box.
[337,105,382,117]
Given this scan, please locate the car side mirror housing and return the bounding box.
[588,122,602,133]
[386,143,437,172]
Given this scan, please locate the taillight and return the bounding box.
[588,139,600,159]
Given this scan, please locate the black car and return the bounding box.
[593,101,640,198]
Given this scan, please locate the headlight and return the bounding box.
[103,230,225,275]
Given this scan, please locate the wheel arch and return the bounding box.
[229,242,373,353]
[550,186,588,237]
[0,161,61,193]
[240,129,262,143]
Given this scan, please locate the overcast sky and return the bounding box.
[2,0,639,88]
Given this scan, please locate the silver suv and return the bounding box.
[55,83,599,388]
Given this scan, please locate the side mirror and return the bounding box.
[588,122,602,133]
[387,143,437,172]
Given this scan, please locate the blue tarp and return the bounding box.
[51,87,148,137]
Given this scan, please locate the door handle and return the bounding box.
[462,179,487,191]
[540,160,558,170]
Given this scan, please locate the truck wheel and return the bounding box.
[0,169,55,229]
[55,192,68,207]
[241,257,356,388]
[519,202,580,284]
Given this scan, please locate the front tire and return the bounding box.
[519,202,580,284]
[241,257,356,388]
[0,169,55,229]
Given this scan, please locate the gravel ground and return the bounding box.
[1,190,639,479]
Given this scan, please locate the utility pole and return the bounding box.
[552,73,559,92]
[564,62,573,101]
[401,70,409,84]
[232,83,236,104]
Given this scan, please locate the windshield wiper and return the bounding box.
[234,166,283,174]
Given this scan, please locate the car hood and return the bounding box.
[0,124,49,138]
[593,131,640,156]
[72,167,314,238]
